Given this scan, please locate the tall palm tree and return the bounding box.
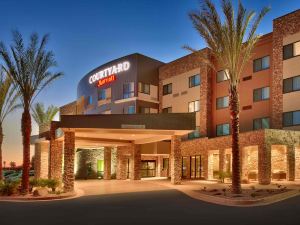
[32,102,59,131]
[0,31,63,193]
[187,0,269,193]
[0,70,20,180]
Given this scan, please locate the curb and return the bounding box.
[0,188,84,202]
[179,189,300,207]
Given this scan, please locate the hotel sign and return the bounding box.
[89,61,130,84]
[97,74,116,87]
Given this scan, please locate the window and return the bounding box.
[283,41,300,60]
[253,56,270,72]
[253,87,269,102]
[139,107,150,114]
[163,158,169,170]
[138,82,150,94]
[216,123,230,136]
[123,82,134,99]
[162,107,172,113]
[127,105,135,114]
[189,74,201,88]
[98,89,106,100]
[283,111,300,127]
[188,100,200,112]
[253,117,270,130]
[163,83,172,95]
[216,96,229,109]
[87,96,93,105]
[188,126,200,139]
[283,75,300,93]
[217,70,229,82]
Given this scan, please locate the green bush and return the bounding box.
[29,178,48,188]
[0,180,20,196]
[46,179,60,192]
[218,171,232,183]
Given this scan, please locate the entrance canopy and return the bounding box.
[57,113,196,148]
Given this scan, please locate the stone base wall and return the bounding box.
[34,141,49,179]
[49,140,63,180]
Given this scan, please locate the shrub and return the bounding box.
[241,178,249,184]
[219,171,232,183]
[0,180,20,196]
[29,178,48,188]
[46,179,60,192]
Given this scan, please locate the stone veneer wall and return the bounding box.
[34,141,49,179]
[272,10,300,128]
[158,49,212,137]
[63,131,75,192]
[60,101,77,115]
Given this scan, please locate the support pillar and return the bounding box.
[116,147,127,180]
[170,135,181,184]
[287,145,295,181]
[157,155,163,177]
[258,143,271,185]
[34,141,49,179]
[63,131,75,192]
[130,144,141,180]
[104,147,112,180]
[49,140,63,180]
[219,149,226,174]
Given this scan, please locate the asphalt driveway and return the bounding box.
[1,188,300,225]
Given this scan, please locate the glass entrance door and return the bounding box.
[141,160,156,177]
[190,155,204,179]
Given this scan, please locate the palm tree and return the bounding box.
[0,31,63,193]
[32,102,59,131]
[0,70,20,180]
[187,0,269,193]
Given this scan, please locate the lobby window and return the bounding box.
[283,110,300,127]
[162,107,172,113]
[163,83,172,95]
[188,100,200,112]
[126,105,135,114]
[163,158,169,170]
[123,82,134,99]
[188,126,200,139]
[139,107,150,114]
[283,75,300,93]
[98,89,106,100]
[216,96,229,109]
[138,82,150,94]
[189,74,201,88]
[216,123,230,136]
[283,41,300,60]
[217,70,229,82]
[253,87,269,102]
[253,117,270,130]
[253,56,270,72]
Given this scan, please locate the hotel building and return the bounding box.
[34,9,300,191]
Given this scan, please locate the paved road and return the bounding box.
[1,189,300,225]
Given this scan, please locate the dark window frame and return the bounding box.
[138,82,150,95]
[216,96,229,110]
[283,75,300,93]
[98,89,106,100]
[162,107,172,113]
[123,82,135,99]
[253,117,270,130]
[188,100,200,112]
[253,55,270,72]
[163,83,172,95]
[283,41,300,60]
[283,110,300,127]
[253,86,270,102]
[216,123,230,137]
[189,74,201,88]
[216,70,229,83]
[139,107,150,114]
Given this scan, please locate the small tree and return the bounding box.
[32,102,59,131]
[10,161,16,169]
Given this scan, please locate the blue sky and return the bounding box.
[0,0,299,164]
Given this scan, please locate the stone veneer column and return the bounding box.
[130,144,141,180]
[49,140,63,180]
[157,155,163,177]
[63,131,75,192]
[258,143,271,185]
[104,147,112,180]
[287,145,295,181]
[170,135,181,184]
[34,141,49,179]
[116,147,127,180]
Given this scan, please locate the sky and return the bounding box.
[0,0,299,165]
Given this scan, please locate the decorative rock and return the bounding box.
[33,188,49,197]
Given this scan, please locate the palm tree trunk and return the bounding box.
[229,85,242,194]
[0,123,3,181]
[21,103,31,193]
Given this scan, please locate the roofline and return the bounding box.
[273,9,300,21]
